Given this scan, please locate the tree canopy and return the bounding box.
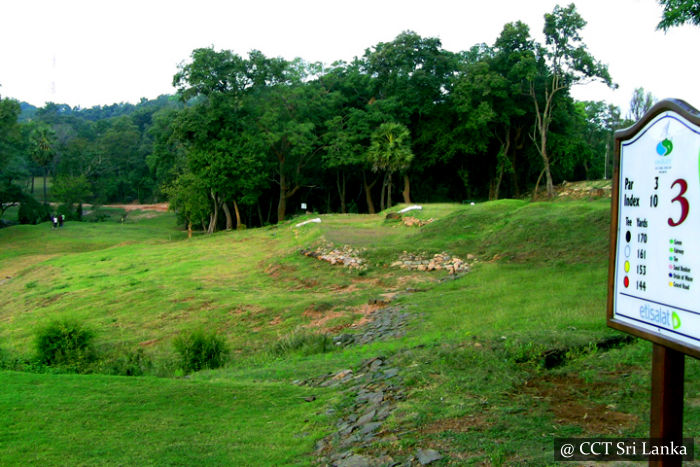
[1,3,639,231]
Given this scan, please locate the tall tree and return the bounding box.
[363,31,458,203]
[529,3,615,198]
[628,87,655,122]
[29,124,56,204]
[657,0,700,29]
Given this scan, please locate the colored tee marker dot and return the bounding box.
[624,276,630,288]
[624,261,630,272]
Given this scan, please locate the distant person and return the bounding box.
[59,214,64,227]
[52,216,58,229]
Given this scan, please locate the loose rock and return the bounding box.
[416,449,443,465]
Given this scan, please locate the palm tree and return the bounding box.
[30,125,55,205]
[367,122,414,211]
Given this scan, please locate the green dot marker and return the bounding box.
[670,248,674,252]
[670,239,674,244]
[670,256,674,261]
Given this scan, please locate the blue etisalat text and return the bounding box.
[640,304,671,327]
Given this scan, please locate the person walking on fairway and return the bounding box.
[59,214,64,227]
[52,216,58,229]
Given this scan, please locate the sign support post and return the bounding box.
[608,99,700,465]
[649,344,684,466]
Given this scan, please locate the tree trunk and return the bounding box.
[543,151,554,197]
[43,168,48,205]
[207,190,219,234]
[278,173,287,223]
[362,172,377,214]
[402,174,411,204]
[222,202,233,230]
[257,202,264,227]
[31,175,35,194]
[233,199,242,229]
[533,168,546,200]
[379,172,389,212]
[386,172,393,209]
[530,78,562,199]
[336,170,347,214]
[187,221,192,239]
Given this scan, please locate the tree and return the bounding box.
[529,4,615,198]
[628,87,655,122]
[163,172,210,238]
[367,122,414,211]
[51,174,92,218]
[29,124,56,204]
[363,32,459,204]
[0,181,24,218]
[0,96,24,183]
[657,0,700,29]
[172,48,280,230]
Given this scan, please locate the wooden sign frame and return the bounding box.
[607,98,700,360]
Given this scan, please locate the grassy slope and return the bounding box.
[1,200,699,465]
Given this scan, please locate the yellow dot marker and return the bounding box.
[670,282,674,287]
[624,261,630,273]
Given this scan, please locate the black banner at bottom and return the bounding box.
[554,438,694,461]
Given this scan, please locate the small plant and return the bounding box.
[270,330,333,357]
[173,329,228,373]
[35,319,96,368]
[95,346,152,376]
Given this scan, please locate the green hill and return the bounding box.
[1,200,698,465]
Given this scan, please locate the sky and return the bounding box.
[1,0,698,116]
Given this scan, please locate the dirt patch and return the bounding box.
[303,302,388,332]
[0,255,58,279]
[268,316,282,326]
[523,374,638,435]
[420,413,494,434]
[138,338,160,347]
[103,202,170,212]
[263,263,297,278]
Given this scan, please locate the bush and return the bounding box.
[94,346,152,376]
[270,331,333,357]
[173,330,228,373]
[18,196,49,225]
[35,319,96,368]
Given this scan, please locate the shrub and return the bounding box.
[94,346,152,376]
[173,330,228,373]
[270,331,333,357]
[35,319,96,368]
[18,196,49,225]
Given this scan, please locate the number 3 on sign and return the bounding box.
[668,179,689,227]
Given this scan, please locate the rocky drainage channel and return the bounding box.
[296,303,443,466]
[301,245,473,276]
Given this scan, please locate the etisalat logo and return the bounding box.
[656,138,674,156]
[639,304,682,330]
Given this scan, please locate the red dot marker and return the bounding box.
[624,276,630,288]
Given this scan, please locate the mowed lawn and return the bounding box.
[0,370,327,466]
[3,200,700,465]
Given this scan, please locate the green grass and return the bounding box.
[0,371,328,466]
[2,199,699,465]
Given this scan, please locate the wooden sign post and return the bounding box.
[608,99,700,466]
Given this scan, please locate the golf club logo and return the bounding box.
[656,138,673,156]
[672,311,682,330]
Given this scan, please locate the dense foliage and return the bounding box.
[1,4,647,230]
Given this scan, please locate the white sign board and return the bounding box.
[610,101,700,357]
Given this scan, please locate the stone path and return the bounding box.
[297,303,443,466]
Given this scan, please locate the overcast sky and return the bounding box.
[1,0,698,115]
